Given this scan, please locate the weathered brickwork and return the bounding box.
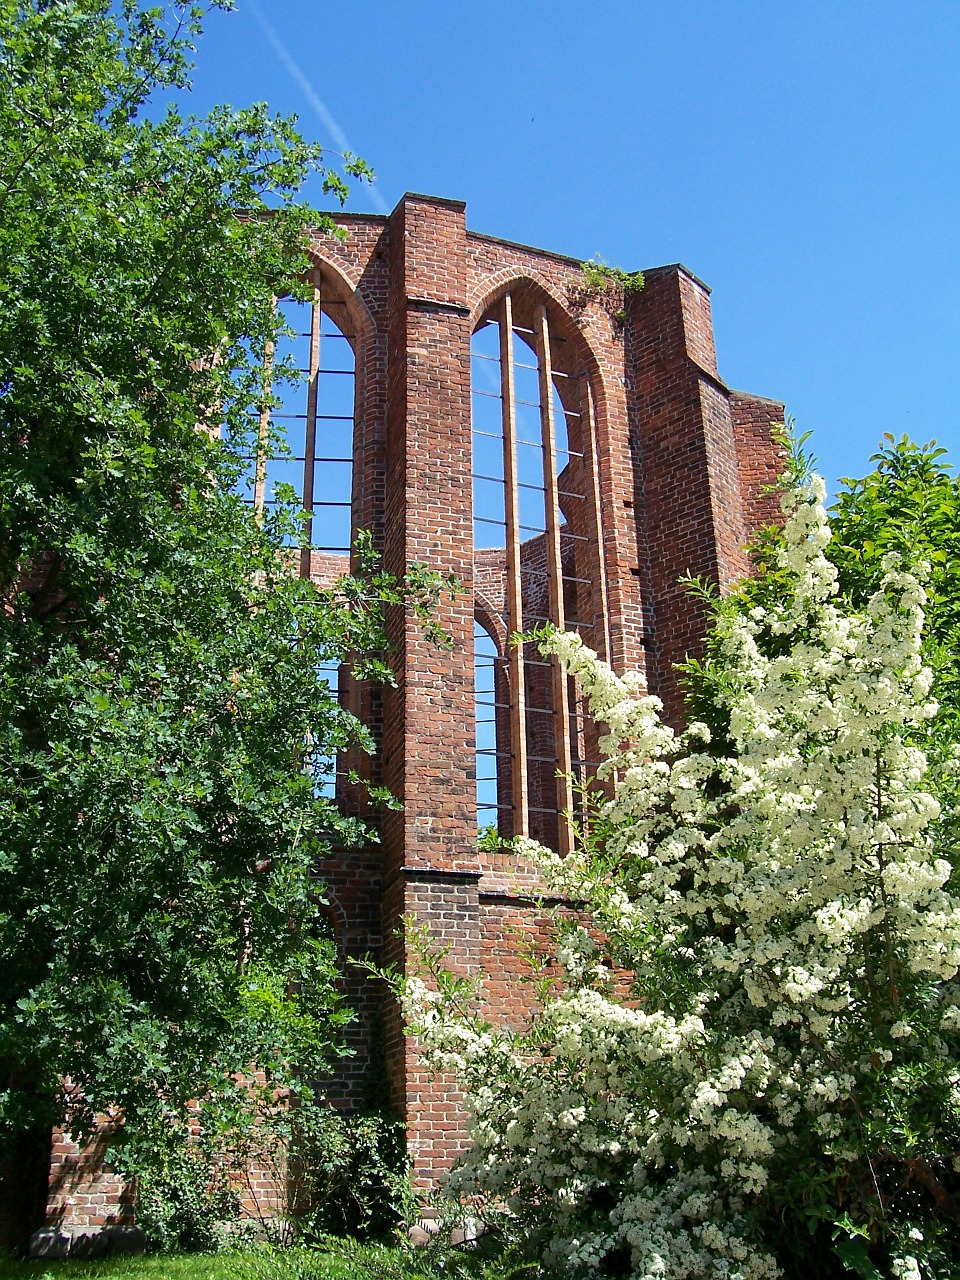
[305,193,784,1188]
[35,192,784,1230]
[46,1126,135,1232]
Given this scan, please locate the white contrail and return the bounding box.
[245,0,389,214]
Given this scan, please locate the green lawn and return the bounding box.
[0,1257,249,1280]
[0,1252,357,1280]
[0,1241,534,1280]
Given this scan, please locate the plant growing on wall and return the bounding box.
[401,449,960,1279]
[567,256,644,329]
[579,255,645,296]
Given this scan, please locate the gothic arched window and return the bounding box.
[243,265,357,583]
[471,289,608,852]
[242,265,359,799]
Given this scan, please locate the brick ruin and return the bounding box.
[14,192,785,1237]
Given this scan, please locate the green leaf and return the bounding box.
[832,1237,885,1280]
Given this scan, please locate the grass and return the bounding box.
[0,1257,248,1280]
[0,1253,362,1280]
[0,1240,538,1280]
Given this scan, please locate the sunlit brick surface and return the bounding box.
[40,192,784,1225]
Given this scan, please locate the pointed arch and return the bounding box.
[470,278,608,850]
[469,272,605,414]
[304,249,377,354]
[474,589,509,656]
[246,256,374,584]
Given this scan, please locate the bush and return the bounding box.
[401,472,960,1279]
[290,1108,411,1242]
[128,1100,409,1253]
[135,1142,241,1254]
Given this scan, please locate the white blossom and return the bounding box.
[400,476,957,1279]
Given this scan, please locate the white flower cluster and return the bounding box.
[403,477,959,1278]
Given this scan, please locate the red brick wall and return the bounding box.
[42,193,784,1224]
[729,390,788,536]
[47,1126,135,1231]
[624,265,784,726]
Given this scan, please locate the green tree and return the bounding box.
[0,0,413,1242]
[830,437,960,742]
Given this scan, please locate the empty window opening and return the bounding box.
[310,659,341,802]
[240,267,358,805]
[244,266,356,582]
[471,293,607,852]
[474,620,507,833]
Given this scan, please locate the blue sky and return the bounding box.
[183,0,960,492]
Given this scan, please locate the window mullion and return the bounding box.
[499,294,529,838]
[300,267,322,579]
[534,303,574,854]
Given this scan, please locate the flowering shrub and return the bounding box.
[402,476,960,1279]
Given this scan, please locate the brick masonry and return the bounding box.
[32,192,785,1228]
[296,193,785,1189]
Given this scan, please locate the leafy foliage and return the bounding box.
[0,0,439,1201]
[133,1139,240,1255]
[402,462,960,1279]
[579,255,645,296]
[830,437,960,747]
[292,1109,411,1242]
